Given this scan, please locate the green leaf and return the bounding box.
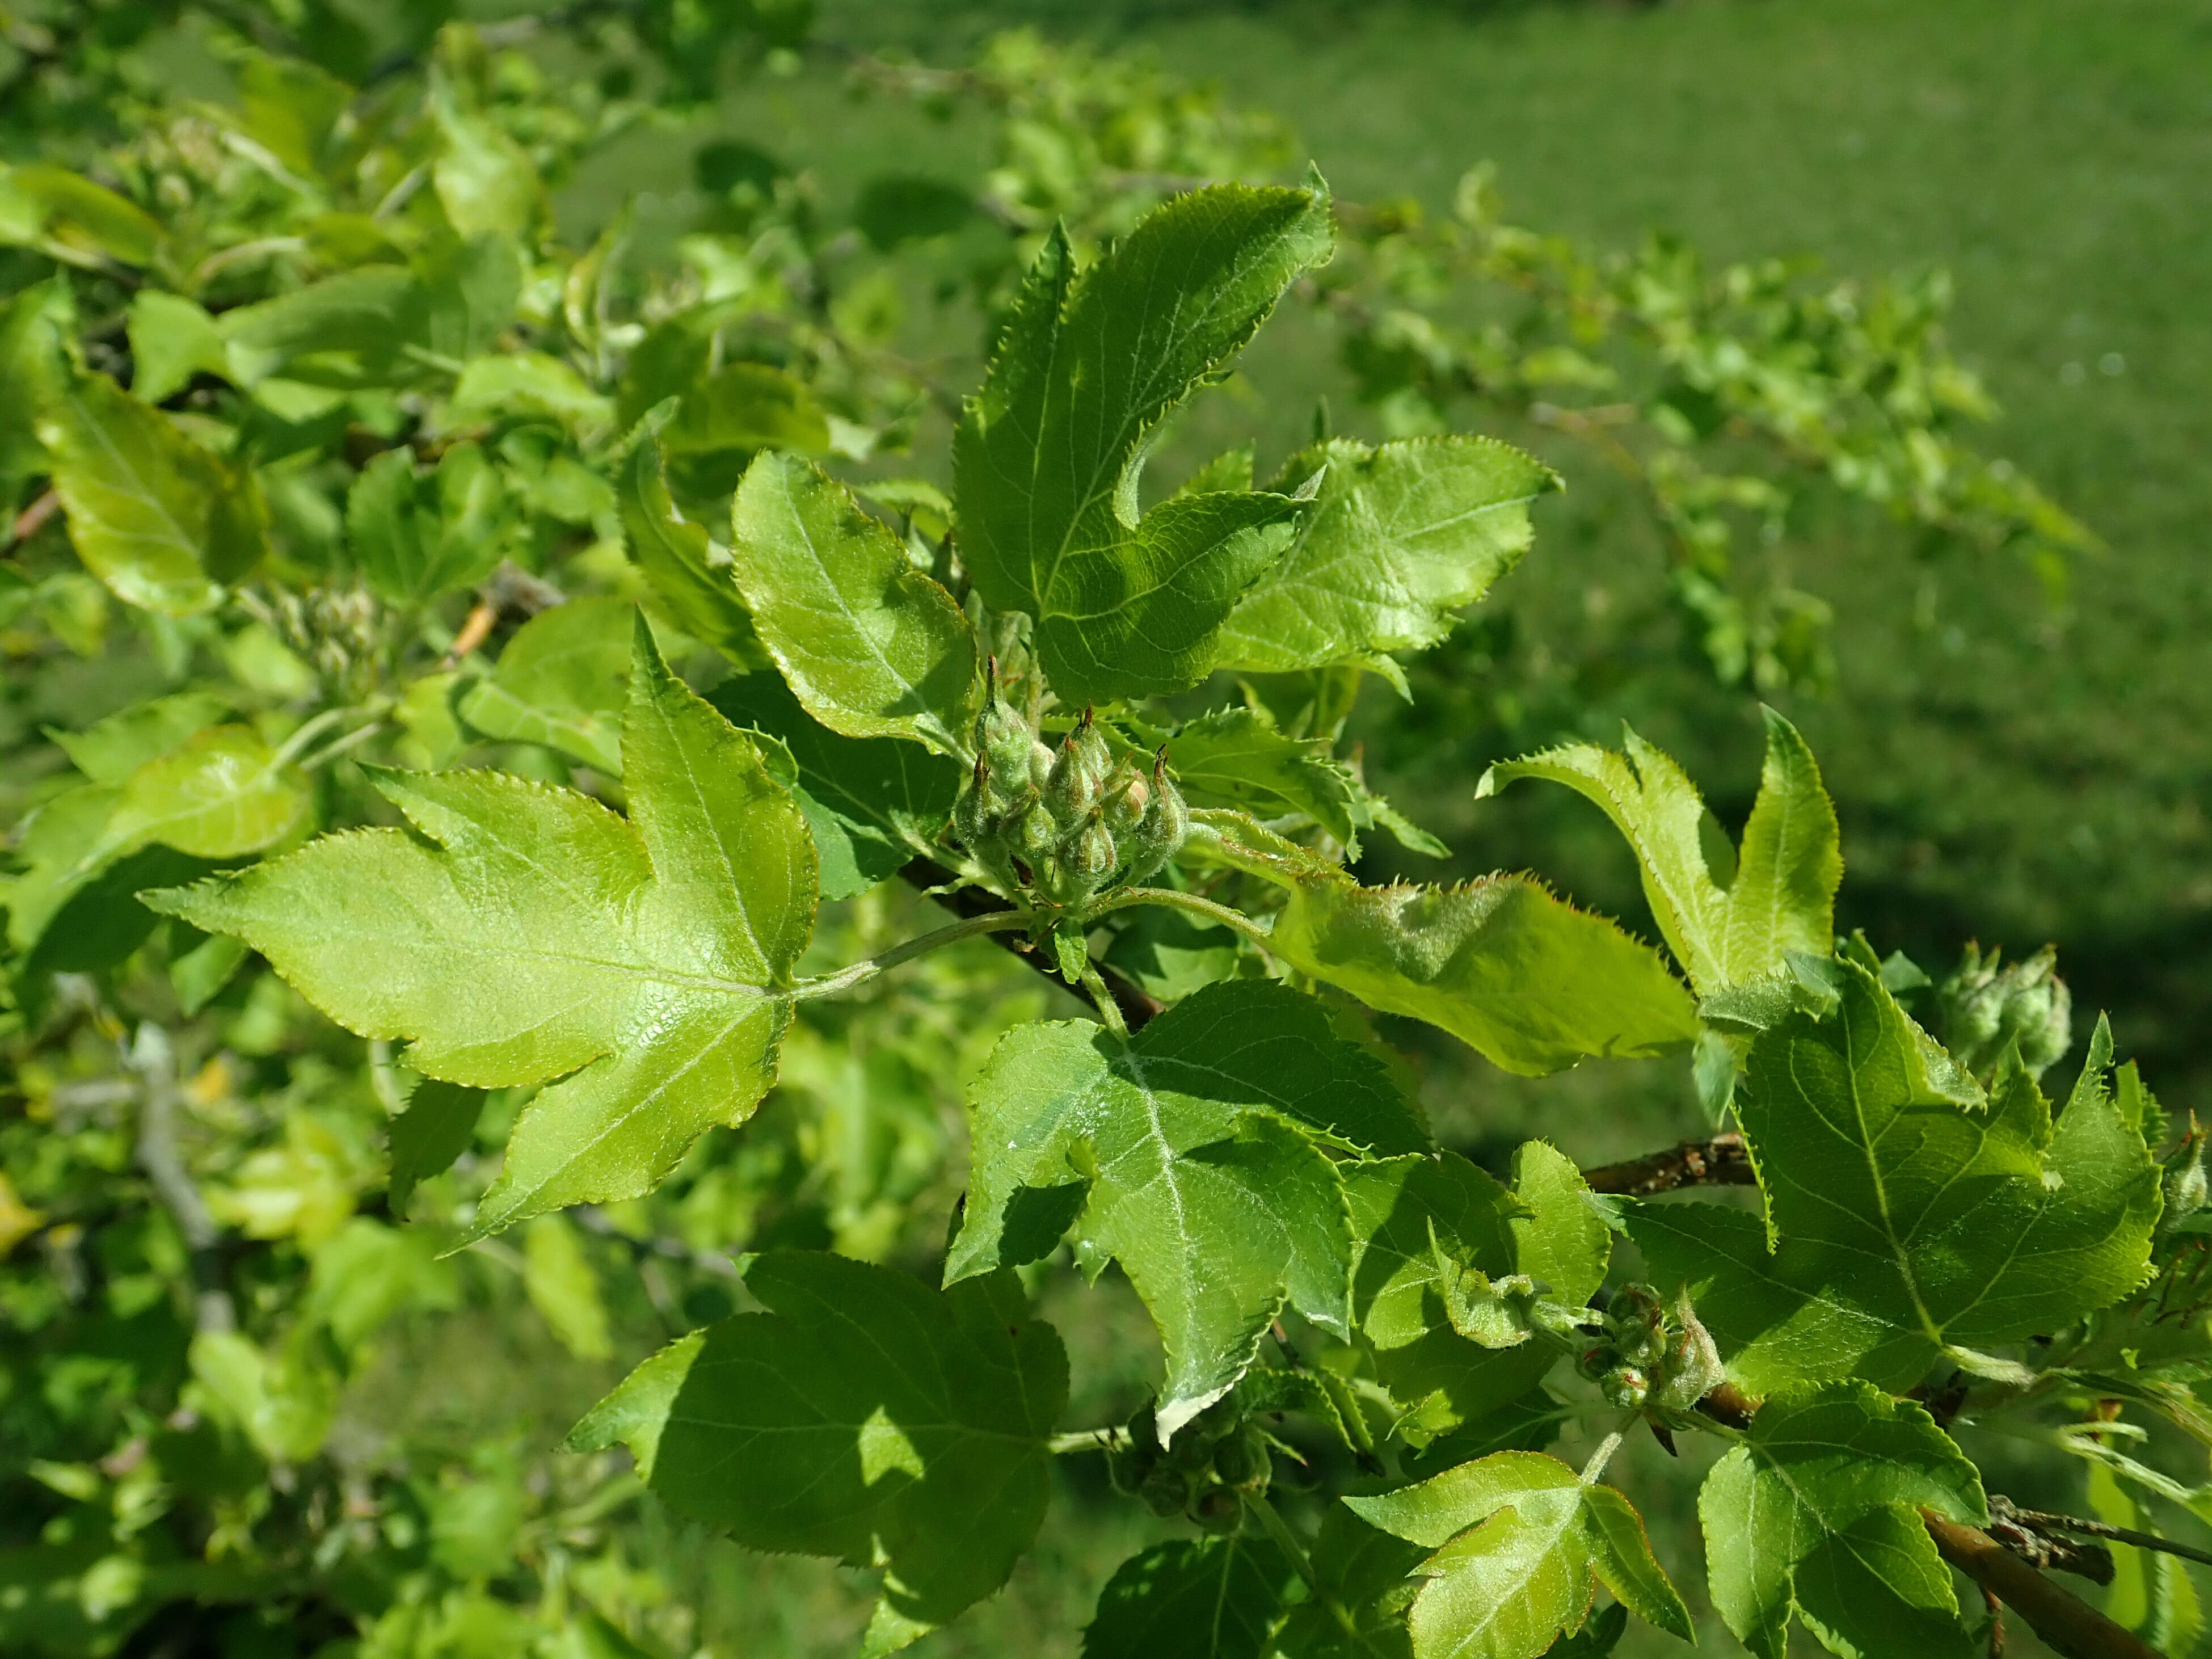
[1699,1380,1985,1659]
[522,1214,613,1360]
[1082,1536,1294,1659]
[618,434,771,670]
[728,451,977,752]
[1630,957,2161,1392]
[1347,1144,1607,1438]
[348,441,513,606]
[664,363,832,503]
[449,352,613,435]
[1272,1505,1425,1659]
[0,278,69,519]
[0,164,167,270]
[565,1252,1066,1649]
[387,1080,486,1219]
[1347,1452,1691,1658]
[5,725,310,953]
[1165,706,1363,849]
[954,184,1333,702]
[1190,811,1696,1075]
[1477,710,1839,996]
[1213,436,1558,676]
[710,671,960,901]
[144,618,818,1239]
[45,691,229,784]
[432,100,543,241]
[950,979,1422,1438]
[128,292,231,405]
[39,369,268,614]
[454,596,633,773]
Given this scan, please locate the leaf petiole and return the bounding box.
[1090,885,1277,955]
[785,911,1034,1002]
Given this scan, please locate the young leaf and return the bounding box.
[1348,1145,1608,1438]
[1477,710,1839,996]
[949,979,1424,1438]
[1631,957,2161,1391]
[0,163,167,270]
[728,452,978,753]
[565,1252,1067,1653]
[1700,1381,1985,1659]
[663,361,833,503]
[1212,436,1560,677]
[145,618,818,1239]
[521,1214,613,1360]
[347,441,513,606]
[39,369,269,614]
[710,671,960,901]
[954,184,1333,702]
[44,691,229,783]
[1346,1452,1692,1659]
[0,277,69,518]
[6,725,311,953]
[1082,1536,1295,1659]
[454,595,633,773]
[619,434,770,669]
[1190,810,1696,1075]
[1164,706,1364,849]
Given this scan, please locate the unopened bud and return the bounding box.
[1602,1366,1649,1410]
[1044,708,1111,828]
[1102,762,1149,835]
[2164,1134,2207,1226]
[1937,944,2072,1080]
[1119,751,1189,886]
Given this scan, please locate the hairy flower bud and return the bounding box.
[1044,708,1112,829]
[1653,1292,1725,1413]
[2164,1134,2207,1228]
[1601,1366,1650,1410]
[1119,751,1190,886]
[1937,944,2072,1080]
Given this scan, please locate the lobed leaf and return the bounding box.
[1477,709,1839,996]
[566,1252,1066,1654]
[145,618,818,1239]
[949,978,1423,1438]
[954,184,1333,702]
[1631,957,2161,1391]
[1214,435,1559,678]
[1699,1380,1984,1659]
[1191,810,1696,1075]
[728,451,977,753]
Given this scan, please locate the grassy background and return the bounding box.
[552,2,2212,1652]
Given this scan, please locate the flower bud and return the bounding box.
[1602,1366,1650,1410]
[2164,1134,2207,1227]
[1119,751,1189,886]
[1191,1488,1242,1535]
[1102,761,1149,835]
[1653,1292,1725,1413]
[1044,708,1111,828]
[1063,810,1118,902]
[1937,944,2072,1080]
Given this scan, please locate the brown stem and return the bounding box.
[898,858,1165,1031]
[1583,1132,1755,1196]
[1923,1511,2163,1659]
[9,487,59,546]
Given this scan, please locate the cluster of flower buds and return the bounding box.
[1107,1395,1273,1535]
[1574,1283,1724,1417]
[240,585,384,696]
[952,661,1189,910]
[1935,944,2072,1081]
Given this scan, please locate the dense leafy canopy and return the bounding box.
[0,9,2186,1659]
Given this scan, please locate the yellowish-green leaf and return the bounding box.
[454,596,633,773]
[728,451,977,753]
[1477,709,1839,996]
[0,164,167,270]
[145,618,818,1239]
[618,434,772,670]
[1190,810,1696,1075]
[39,370,269,614]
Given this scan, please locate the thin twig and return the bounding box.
[1994,1495,2212,1572]
[1582,1133,1755,1197]
[787,911,1033,1001]
[10,489,60,545]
